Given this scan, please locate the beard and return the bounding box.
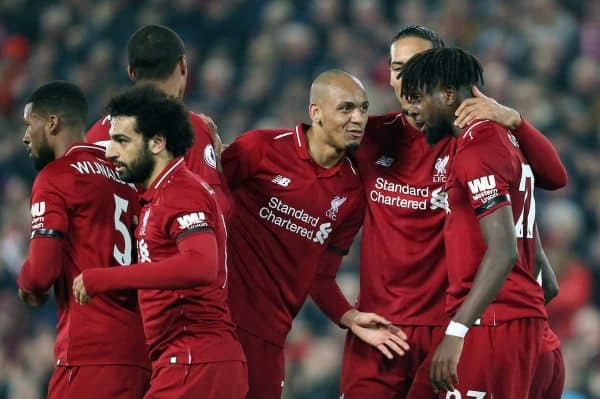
[115,146,155,183]
[344,142,360,153]
[32,139,55,171]
[424,118,454,145]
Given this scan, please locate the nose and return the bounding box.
[350,108,366,126]
[22,131,30,145]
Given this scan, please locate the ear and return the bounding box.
[46,115,60,136]
[443,87,458,106]
[309,103,322,127]
[148,135,166,155]
[179,56,187,77]
[127,65,136,82]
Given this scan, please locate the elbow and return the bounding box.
[500,246,519,277]
[539,169,568,190]
[18,274,53,294]
[545,284,559,304]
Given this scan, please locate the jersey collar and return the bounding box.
[141,156,185,203]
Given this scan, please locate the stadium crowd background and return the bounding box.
[0,0,598,398]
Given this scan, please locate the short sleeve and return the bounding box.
[163,182,218,242]
[221,130,264,189]
[454,129,513,219]
[30,172,69,236]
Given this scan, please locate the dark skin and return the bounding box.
[410,86,520,392]
[429,205,518,392]
[534,226,559,304]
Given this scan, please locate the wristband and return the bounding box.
[445,320,469,338]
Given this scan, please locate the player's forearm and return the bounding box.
[452,248,516,327]
[84,234,218,295]
[310,276,353,326]
[17,237,63,293]
[511,118,568,190]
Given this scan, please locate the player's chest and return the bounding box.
[134,204,175,262]
[361,139,454,215]
[241,160,361,230]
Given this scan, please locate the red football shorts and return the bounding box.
[440,318,544,399]
[48,364,150,399]
[236,326,285,399]
[143,361,247,399]
[530,347,565,399]
[340,325,445,399]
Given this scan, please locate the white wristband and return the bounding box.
[445,321,469,338]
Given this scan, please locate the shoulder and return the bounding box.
[366,112,405,133]
[458,119,507,148]
[163,168,217,208]
[86,115,111,145]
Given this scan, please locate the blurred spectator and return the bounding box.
[0,1,596,398]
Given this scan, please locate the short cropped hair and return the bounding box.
[391,25,445,49]
[400,47,484,99]
[107,85,193,157]
[127,25,185,81]
[26,81,88,127]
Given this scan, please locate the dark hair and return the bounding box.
[391,25,445,49]
[400,47,484,99]
[26,81,88,127]
[127,25,185,81]
[107,85,193,157]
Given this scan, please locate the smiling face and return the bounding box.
[22,102,56,171]
[389,36,434,130]
[105,115,155,183]
[311,75,369,152]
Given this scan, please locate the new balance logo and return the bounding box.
[468,175,496,194]
[375,156,395,167]
[313,222,332,245]
[177,212,207,230]
[272,175,291,187]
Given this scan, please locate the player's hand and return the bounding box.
[454,86,521,129]
[342,309,410,359]
[429,334,464,393]
[18,288,48,307]
[72,274,92,305]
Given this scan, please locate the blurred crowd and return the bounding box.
[0,0,598,398]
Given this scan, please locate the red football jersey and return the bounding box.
[86,111,230,217]
[135,157,244,364]
[24,143,148,367]
[445,120,547,323]
[222,124,365,347]
[352,113,455,325]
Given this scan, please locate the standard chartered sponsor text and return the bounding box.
[370,177,430,210]
[259,196,331,244]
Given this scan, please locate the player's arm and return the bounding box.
[73,232,218,303]
[534,225,559,304]
[430,205,517,393]
[17,236,64,306]
[17,178,68,306]
[454,86,567,190]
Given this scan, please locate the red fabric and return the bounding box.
[309,250,353,324]
[511,118,568,190]
[530,346,565,399]
[340,325,444,399]
[17,237,63,293]
[445,120,546,323]
[236,327,285,399]
[48,365,150,399]
[143,361,247,399]
[539,320,561,353]
[443,319,544,399]
[546,261,592,339]
[352,113,455,326]
[222,124,365,346]
[84,232,218,295]
[130,157,245,365]
[85,111,231,218]
[18,143,148,368]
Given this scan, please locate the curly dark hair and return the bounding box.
[400,47,484,99]
[106,85,194,157]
